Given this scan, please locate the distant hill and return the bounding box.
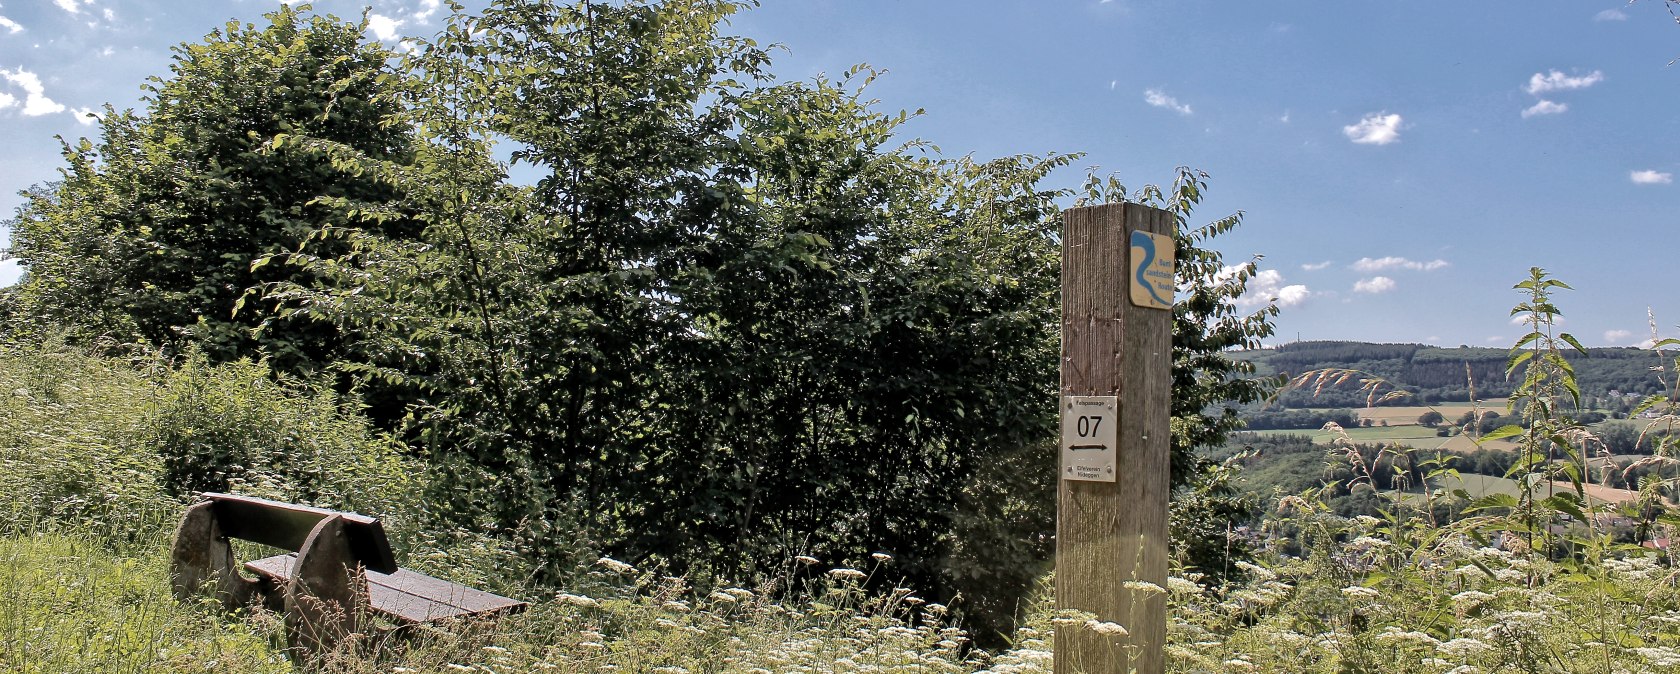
[1239,340,1669,408]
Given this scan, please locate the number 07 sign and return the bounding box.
[1061,396,1118,482]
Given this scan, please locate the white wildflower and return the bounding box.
[1234,560,1277,581]
[1083,619,1129,636]
[1439,638,1492,657]
[795,555,820,565]
[1341,586,1380,599]
[1347,536,1390,552]
[1167,576,1202,595]
[1122,580,1166,596]
[1636,647,1680,667]
[556,593,599,607]
[828,568,866,580]
[595,557,635,574]
[871,552,894,562]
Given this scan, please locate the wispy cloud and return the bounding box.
[1594,8,1628,21]
[1144,88,1192,115]
[1301,260,1332,271]
[0,15,22,34]
[1351,256,1448,272]
[1511,314,1565,326]
[1521,99,1567,118]
[1631,169,1673,185]
[1343,112,1402,145]
[1526,69,1604,95]
[413,0,441,23]
[1353,276,1396,294]
[0,68,66,116]
[53,0,84,14]
[1604,329,1634,344]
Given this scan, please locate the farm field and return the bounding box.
[1247,424,1523,453]
[1391,472,1639,506]
[1348,399,1509,426]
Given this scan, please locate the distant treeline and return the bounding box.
[1242,408,1361,431]
[1243,341,1669,408]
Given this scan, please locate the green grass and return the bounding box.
[0,533,288,674]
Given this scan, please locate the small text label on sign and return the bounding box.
[1061,395,1118,482]
[1128,230,1175,310]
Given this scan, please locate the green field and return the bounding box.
[1247,424,1522,453]
[1351,399,1508,426]
[1390,472,1637,505]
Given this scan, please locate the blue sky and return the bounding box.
[1,1,1677,348]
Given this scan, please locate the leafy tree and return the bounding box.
[266,0,1067,606]
[4,7,412,372]
[1418,410,1444,427]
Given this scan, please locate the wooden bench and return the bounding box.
[170,493,525,660]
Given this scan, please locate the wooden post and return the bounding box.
[1056,202,1173,674]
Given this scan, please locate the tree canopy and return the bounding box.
[4,6,412,372]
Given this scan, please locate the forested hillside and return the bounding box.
[1243,340,1667,408]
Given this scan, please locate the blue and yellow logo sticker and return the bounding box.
[1129,230,1175,310]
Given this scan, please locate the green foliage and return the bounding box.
[147,351,420,519]
[0,338,423,551]
[3,6,413,373]
[263,0,1074,618]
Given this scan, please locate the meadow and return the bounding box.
[4,337,1679,673]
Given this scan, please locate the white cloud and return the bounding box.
[1525,69,1604,95]
[1144,88,1192,115]
[101,7,113,21]
[0,15,22,34]
[413,0,441,23]
[0,90,15,110]
[1350,256,1448,272]
[1594,9,1628,21]
[53,0,83,14]
[1301,260,1332,271]
[1604,329,1634,344]
[1220,267,1312,309]
[0,68,65,116]
[70,106,97,125]
[367,13,404,41]
[1521,99,1567,118]
[1353,276,1396,294]
[1343,112,1402,145]
[1631,169,1673,185]
[1511,314,1565,326]
[1279,110,1290,123]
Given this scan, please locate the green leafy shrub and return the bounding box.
[147,351,418,517]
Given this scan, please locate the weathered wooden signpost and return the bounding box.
[1056,202,1173,674]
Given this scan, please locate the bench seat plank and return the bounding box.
[247,554,526,624]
